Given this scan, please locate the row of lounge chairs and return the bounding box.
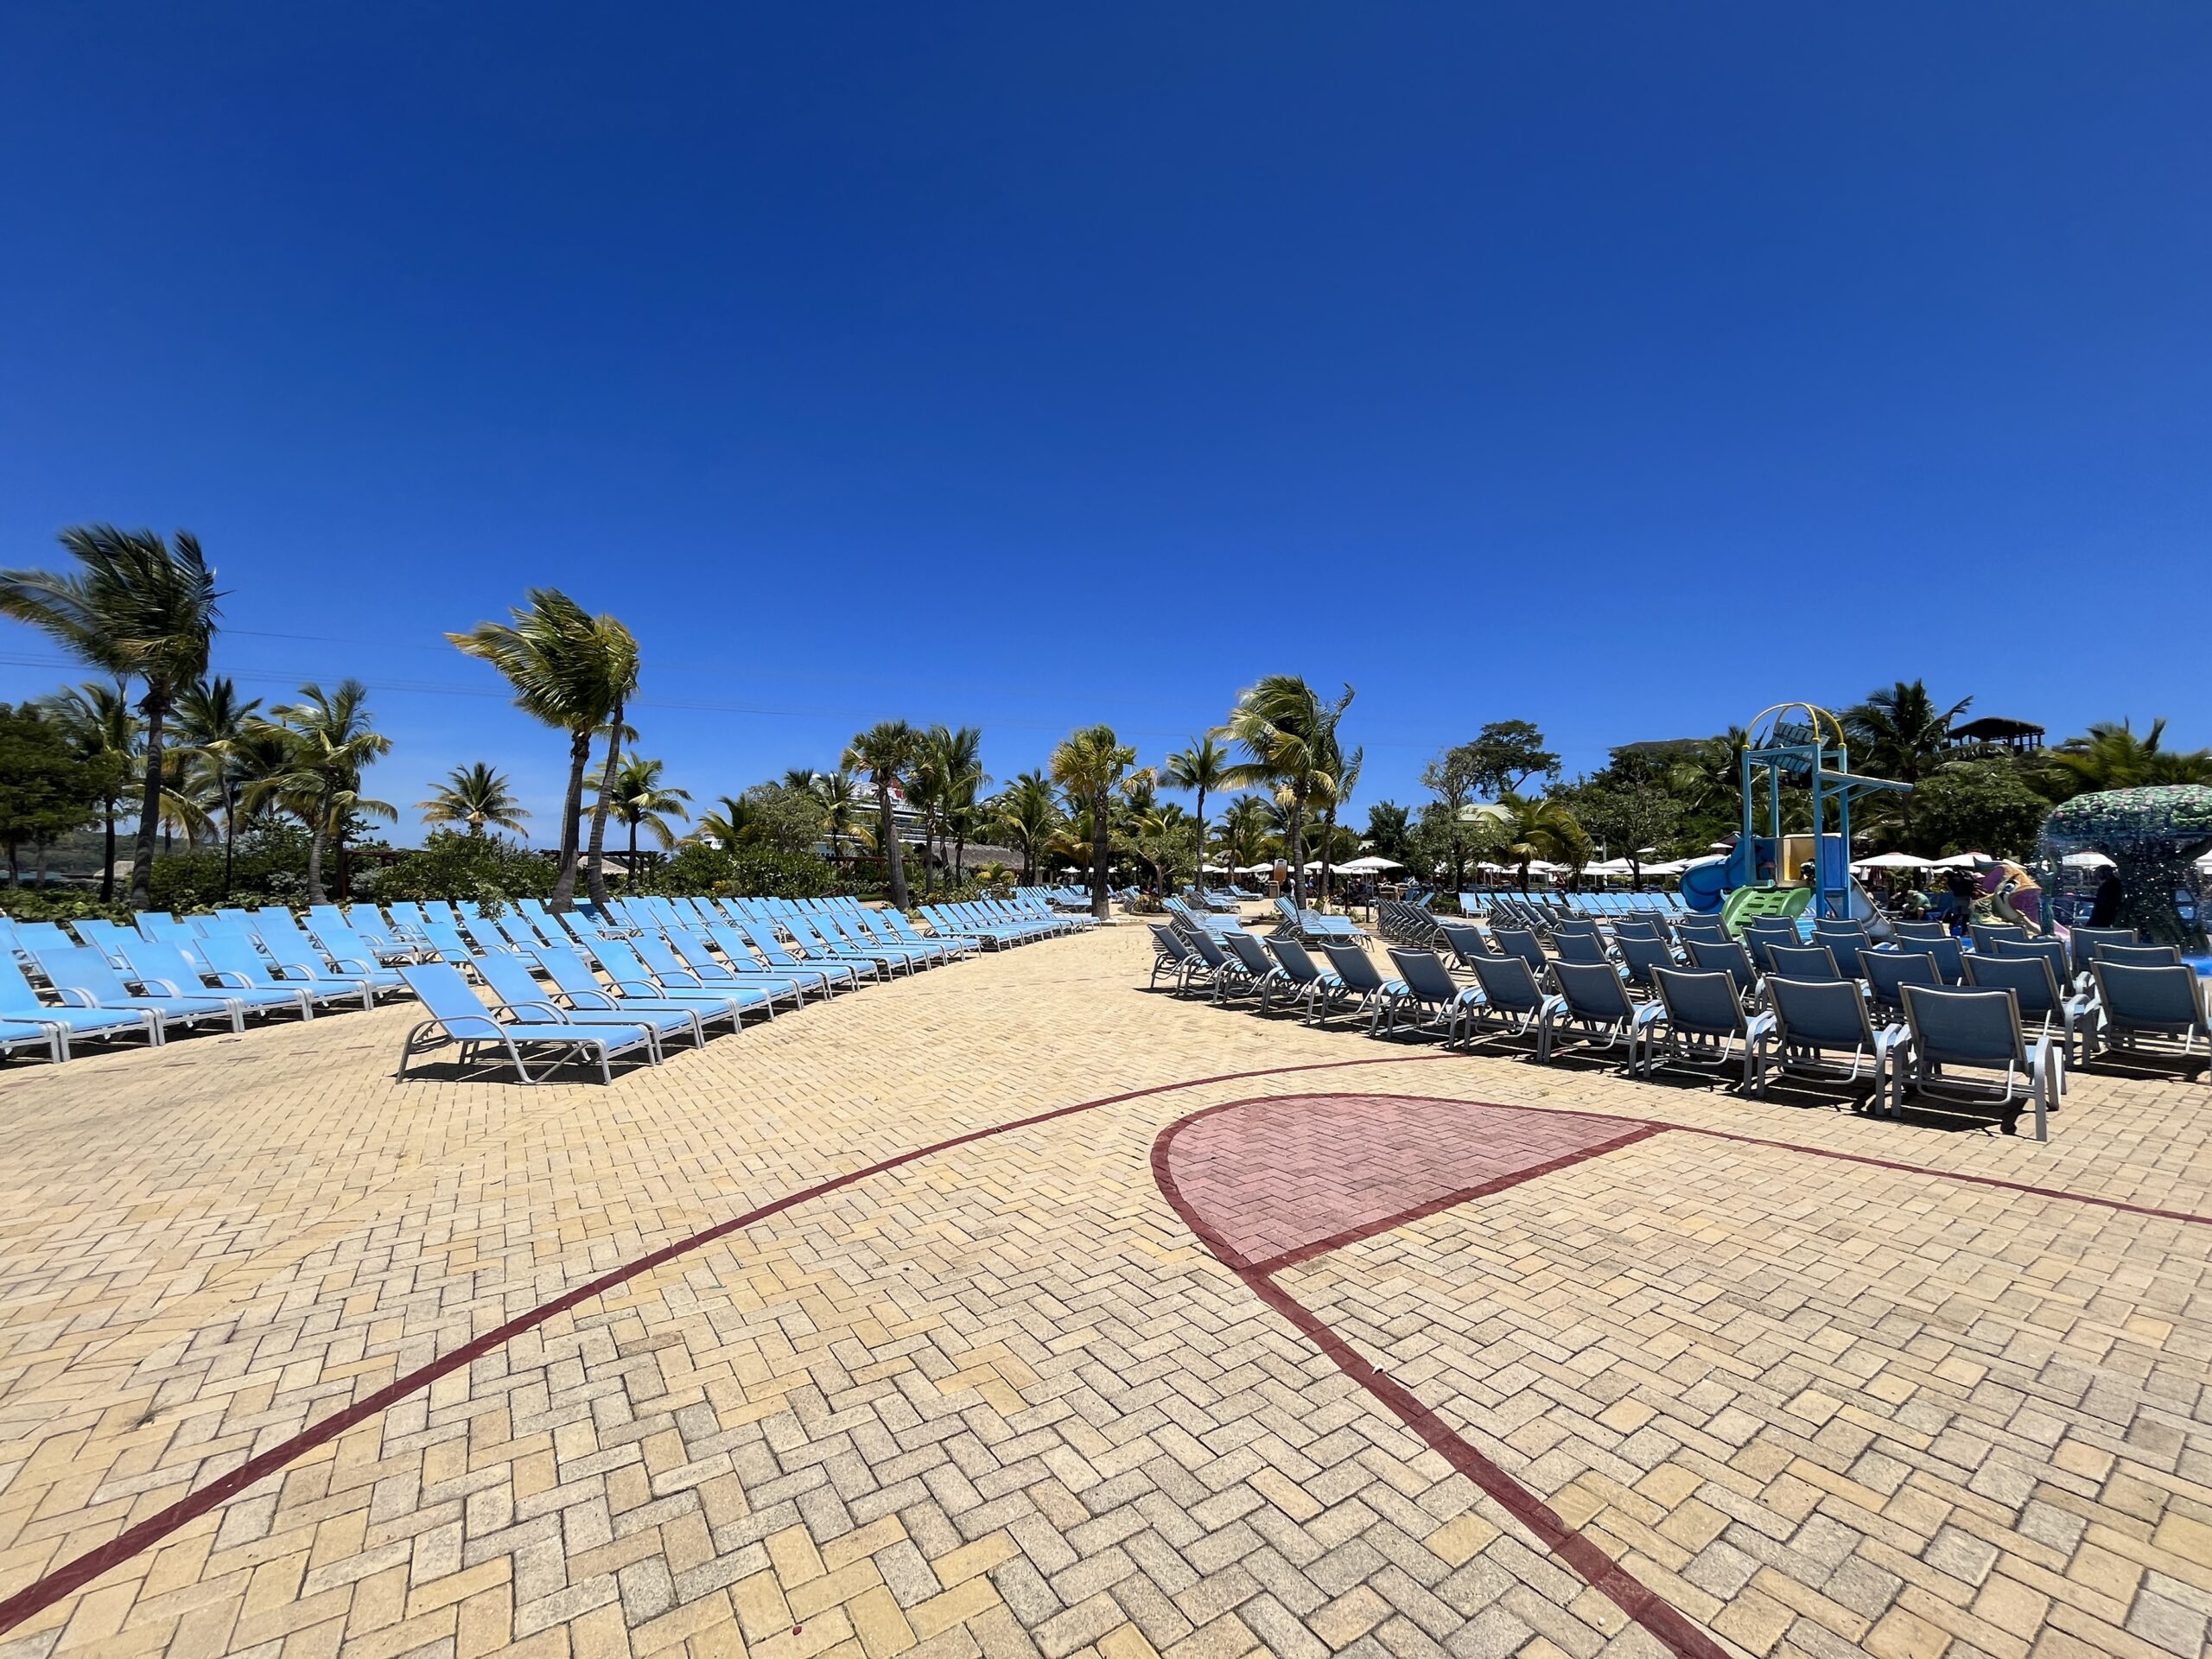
[1148,910,2208,1141]
[0,889,1084,1073]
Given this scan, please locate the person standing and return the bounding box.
[2088,866,2124,927]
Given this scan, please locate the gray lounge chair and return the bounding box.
[1896,984,2060,1139]
[1545,959,1662,1069]
[1459,954,1563,1050]
[1963,951,2095,1073]
[1753,976,1910,1103]
[1643,968,1771,1087]
[2088,963,2209,1083]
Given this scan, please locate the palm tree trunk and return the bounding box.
[306,816,329,904]
[1090,790,1110,918]
[584,702,623,908]
[221,785,237,899]
[627,818,639,878]
[100,794,118,902]
[128,697,167,910]
[550,728,593,912]
[1287,794,1306,912]
[1322,804,1337,909]
[879,785,910,910]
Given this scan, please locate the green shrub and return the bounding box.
[370,832,555,912]
[147,823,320,911]
[0,889,135,925]
[648,842,840,899]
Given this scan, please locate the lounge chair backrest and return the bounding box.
[1684,938,1757,995]
[1264,938,1324,982]
[1319,942,1385,991]
[1767,976,1872,1048]
[590,938,658,983]
[1184,930,1230,967]
[2091,963,2210,1036]
[1894,921,1950,941]
[1967,923,2029,953]
[1554,931,1611,966]
[1492,928,1547,972]
[1902,985,2027,1068]
[533,945,606,996]
[1224,931,1275,976]
[200,936,276,983]
[1617,935,1674,988]
[397,961,505,1036]
[1651,968,1745,1037]
[2093,943,2183,969]
[1148,925,1196,963]
[1553,958,1632,1020]
[35,946,141,1002]
[1993,937,2075,987]
[1465,952,1545,1012]
[475,952,556,1013]
[1864,948,1939,1007]
[1767,944,1840,981]
[1387,949,1459,1001]
[2067,926,2139,977]
[1898,936,1966,983]
[120,939,211,992]
[1961,952,2061,1015]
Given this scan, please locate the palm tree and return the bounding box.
[41,681,138,900]
[1316,743,1362,907]
[1221,676,1352,911]
[2044,718,2212,796]
[1162,735,1230,887]
[1844,681,1972,840]
[177,677,264,897]
[1050,724,1138,918]
[0,526,221,908]
[250,679,395,901]
[1471,791,1586,890]
[808,770,875,865]
[843,721,921,908]
[448,589,625,912]
[991,770,1060,887]
[690,793,755,850]
[419,762,531,837]
[611,756,691,871]
[1217,794,1272,879]
[781,766,817,791]
[579,616,642,909]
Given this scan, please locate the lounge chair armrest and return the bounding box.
[329,955,374,975]
[658,970,705,989]
[139,977,186,996]
[276,961,320,980]
[566,989,620,1010]
[613,978,664,997]
[436,1013,508,1041]
[1747,1012,1777,1043]
[210,969,257,988]
[501,1001,570,1024]
[50,988,98,1007]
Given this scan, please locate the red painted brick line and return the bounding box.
[1151,1100,1731,1659]
[0,1052,1455,1637]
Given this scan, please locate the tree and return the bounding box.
[1469,791,1586,889]
[0,525,221,908]
[844,721,921,910]
[1462,720,1560,799]
[448,588,626,912]
[250,680,395,901]
[1363,801,1412,868]
[1222,676,1352,911]
[1051,724,1138,918]
[2042,718,2212,798]
[1216,794,1273,877]
[1910,760,2051,860]
[1843,681,1973,839]
[579,617,642,909]
[610,757,690,871]
[690,794,756,851]
[1554,779,1683,887]
[1127,800,1195,896]
[419,762,532,838]
[0,703,111,887]
[1162,735,1231,887]
[1419,744,1483,892]
[916,724,985,893]
[1316,742,1361,906]
[177,677,265,898]
[807,770,875,864]
[41,681,138,900]
[991,771,1060,887]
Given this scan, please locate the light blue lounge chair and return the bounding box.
[35,945,240,1037]
[1316,941,1409,1032]
[474,951,704,1051]
[1380,949,1483,1039]
[1260,937,1349,1022]
[0,1018,60,1064]
[395,961,657,1084]
[561,940,779,1024]
[0,956,157,1054]
[198,934,371,1015]
[722,918,867,991]
[121,938,309,1025]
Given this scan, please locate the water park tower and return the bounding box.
[1679,702,1912,929]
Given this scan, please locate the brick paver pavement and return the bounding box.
[0,920,2204,1659]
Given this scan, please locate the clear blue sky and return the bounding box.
[3,4,2206,833]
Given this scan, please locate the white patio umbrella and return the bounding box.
[1927,851,1986,868]
[1852,852,1934,871]
[2060,851,2115,869]
[1639,859,1690,875]
[1585,858,1637,876]
[1337,855,1405,874]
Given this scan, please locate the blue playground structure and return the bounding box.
[1679,702,1911,932]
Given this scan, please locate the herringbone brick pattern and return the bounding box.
[0,920,2204,1659]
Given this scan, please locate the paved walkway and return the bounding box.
[0,922,2206,1659]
